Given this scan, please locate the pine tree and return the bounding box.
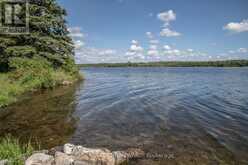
[0,0,75,72]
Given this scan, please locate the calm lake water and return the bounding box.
[1,67,248,164]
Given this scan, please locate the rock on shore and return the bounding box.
[25,144,145,165]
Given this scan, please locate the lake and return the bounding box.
[1,67,248,164]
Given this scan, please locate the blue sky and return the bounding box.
[58,0,248,64]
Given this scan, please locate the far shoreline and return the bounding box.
[78,60,248,68]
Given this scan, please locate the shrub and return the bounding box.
[9,57,55,89]
[0,74,22,107]
[61,57,79,75]
[0,57,80,107]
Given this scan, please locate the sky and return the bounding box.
[58,0,248,64]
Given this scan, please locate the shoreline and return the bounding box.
[1,143,145,165]
[0,72,83,108]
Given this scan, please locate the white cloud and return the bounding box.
[146,32,153,39]
[136,54,145,60]
[229,48,248,54]
[163,45,171,50]
[99,49,117,55]
[144,45,211,61]
[149,45,157,50]
[149,40,159,44]
[126,52,145,61]
[162,48,213,61]
[163,47,208,60]
[238,48,248,53]
[173,49,180,54]
[147,42,159,56]
[160,28,181,37]
[68,27,84,38]
[129,40,143,52]
[126,51,136,56]
[157,10,181,37]
[69,27,86,51]
[130,44,143,52]
[224,20,248,33]
[74,40,85,50]
[69,27,123,64]
[146,37,160,57]
[146,32,159,46]
[157,10,176,25]
[76,47,125,64]
[147,50,159,56]
[131,40,139,45]
[164,49,181,56]
[125,40,145,61]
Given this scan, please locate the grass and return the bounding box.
[0,57,82,107]
[0,74,23,107]
[0,136,34,165]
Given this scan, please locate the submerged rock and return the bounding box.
[26,144,145,165]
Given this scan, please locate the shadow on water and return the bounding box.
[0,83,81,149]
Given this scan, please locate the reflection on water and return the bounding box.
[0,85,79,148]
[1,67,248,164]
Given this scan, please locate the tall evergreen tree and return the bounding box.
[0,0,75,72]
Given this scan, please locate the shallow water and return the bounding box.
[1,67,248,164]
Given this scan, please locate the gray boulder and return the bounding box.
[0,160,8,165]
[113,148,145,164]
[25,144,145,165]
[66,145,115,165]
[63,143,75,155]
[25,153,54,165]
[55,152,74,165]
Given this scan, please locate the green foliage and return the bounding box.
[62,58,79,75]
[0,0,80,106]
[0,57,80,107]
[78,60,248,68]
[0,38,17,49]
[0,0,76,71]
[0,74,22,107]
[9,57,55,89]
[4,46,37,58]
[0,136,34,165]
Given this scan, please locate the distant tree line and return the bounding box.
[78,60,248,67]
